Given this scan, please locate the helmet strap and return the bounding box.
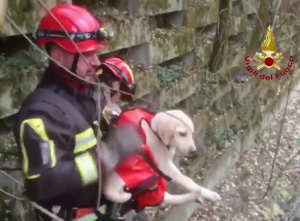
[70,53,79,74]
[69,53,89,93]
[110,80,119,98]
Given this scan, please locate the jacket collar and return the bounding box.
[37,68,97,123]
[39,68,95,99]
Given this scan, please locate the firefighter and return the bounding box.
[97,58,135,103]
[95,59,151,221]
[97,58,135,136]
[13,4,142,221]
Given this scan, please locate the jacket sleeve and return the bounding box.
[18,107,99,202]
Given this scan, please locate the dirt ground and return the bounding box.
[190,83,300,221]
[145,81,300,221]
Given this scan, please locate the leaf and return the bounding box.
[260,207,273,220]
[280,189,292,201]
[272,203,284,216]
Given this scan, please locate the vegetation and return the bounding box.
[1,0,300,220]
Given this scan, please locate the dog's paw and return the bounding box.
[200,188,221,202]
[122,192,132,202]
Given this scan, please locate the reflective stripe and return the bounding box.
[74,128,97,153]
[20,118,56,179]
[122,62,134,83]
[75,152,98,185]
[75,213,97,221]
[75,206,106,221]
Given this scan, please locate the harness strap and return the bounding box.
[124,176,159,194]
[139,152,171,181]
[149,127,170,149]
[138,117,170,149]
[136,118,172,181]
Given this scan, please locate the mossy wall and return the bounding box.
[1,0,300,220]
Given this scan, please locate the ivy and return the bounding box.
[0,48,46,78]
[157,65,183,85]
[22,0,36,12]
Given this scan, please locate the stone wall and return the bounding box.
[1,0,300,220]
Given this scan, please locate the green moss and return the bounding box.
[185,8,198,28]
[23,0,36,12]
[6,0,36,32]
[5,0,71,35]
[174,91,208,116]
[98,19,131,53]
[99,16,151,54]
[131,64,159,98]
[148,0,169,13]
[150,36,168,63]
[245,0,271,57]
[173,28,195,56]
[186,6,218,28]
[242,0,260,14]
[150,28,195,64]
[0,51,44,118]
[144,66,202,108]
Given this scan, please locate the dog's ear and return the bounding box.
[155,113,176,146]
[140,119,151,134]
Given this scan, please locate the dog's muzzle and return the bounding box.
[188,150,197,155]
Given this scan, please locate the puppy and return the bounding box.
[103,144,204,206]
[142,110,222,203]
[102,109,213,212]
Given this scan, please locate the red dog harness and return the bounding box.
[115,144,167,210]
[117,108,154,143]
[115,109,171,210]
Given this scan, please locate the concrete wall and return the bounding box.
[1,0,300,220]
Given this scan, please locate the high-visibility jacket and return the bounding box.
[13,71,107,210]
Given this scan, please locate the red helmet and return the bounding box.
[98,58,136,101]
[36,4,112,53]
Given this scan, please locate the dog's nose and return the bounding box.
[188,150,197,155]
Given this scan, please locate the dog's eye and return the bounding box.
[179,131,187,136]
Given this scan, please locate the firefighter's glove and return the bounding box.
[102,104,121,125]
[98,124,142,171]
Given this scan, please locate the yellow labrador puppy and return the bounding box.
[103,110,221,208]
[143,110,221,203]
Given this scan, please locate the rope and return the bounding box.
[0,170,65,221]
